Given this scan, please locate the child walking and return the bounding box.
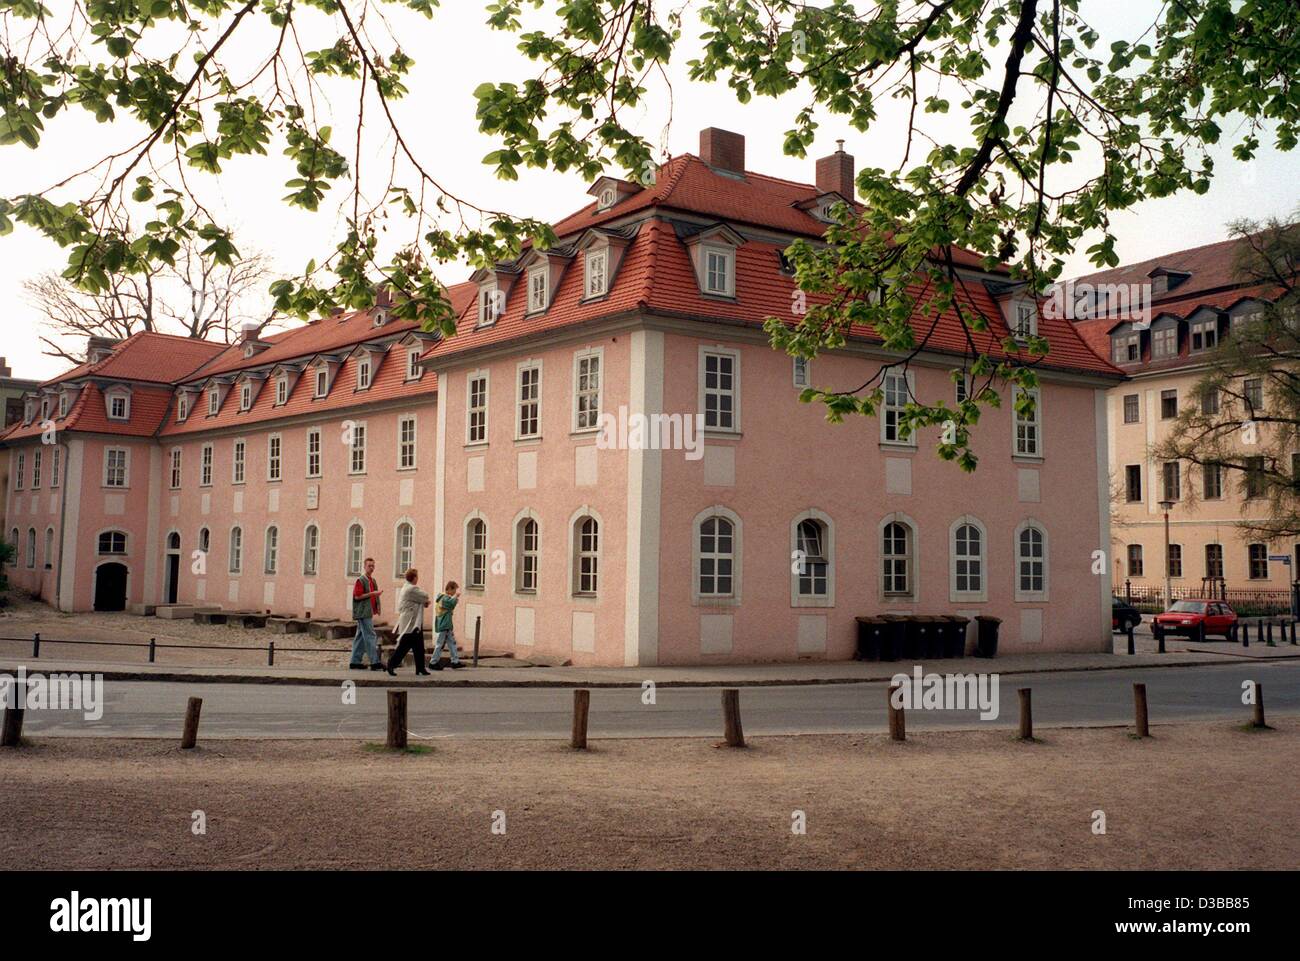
[428,580,464,670]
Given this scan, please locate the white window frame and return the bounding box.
[792,356,810,390]
[14,452,23,490]
[229,526,243,574]
[107,392,130,421]
[949,515,988,602]
[516,360,541,440]
[699,345,741,434]
[572,348,603,433]
[275,377,288,406]
[348,421,367,474]
[692,506,742,606]
[527,264,549,313]
[466,370,489,446]
[880,369,915,447]
[1011,300,1037,340]
[1012,386,1043,459]
[346,523,365,578]
[1190,317,1219,352]
[314,367,329,398]
[790,509,834,608]
[394,519,415,578]
[406,347,423,381]
[306,427,322,478]
[465,514,488,591]
[231,439,246,484]
[302,523,320,576]
[200,444,213,487]
[103,447,129,488]
[514,510,540,595]
[50,447,60,488]
[571,513,600,597]
[1014,520,1049,602]
[702,244,735,297]
[880,515,917,601]
[397,415,418,470]
[169,447,182,490]
[239,381,252,411]
[264,525,279,574]
[584,248,608,299]
[356,355,372,390]
[175,393,187,422]
[31,449,41,489]
[477,283,502,326]
[267,433,282,482]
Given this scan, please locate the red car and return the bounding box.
[1152,599,1238,641]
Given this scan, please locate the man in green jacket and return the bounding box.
[349,557,384,671]
[428,580,464,670]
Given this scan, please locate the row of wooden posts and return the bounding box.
[0,681,1271,749]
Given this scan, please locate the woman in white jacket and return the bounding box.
[385,568,432,676]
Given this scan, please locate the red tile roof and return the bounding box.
[46,331,226,386]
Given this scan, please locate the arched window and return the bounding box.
[573,516,599,596]
[303,524,320,575]
[516,517,539,593]
[882,521,913,597]
[198,527,210,554]
[25,528,36,568]
[97,530,127,555]
[346,523,364,577]
[951,517,986,600]
[167,530,181,551]
[466,518,487,589]
[1015,523,1048,599]
[9,528,18,555]
[698,515,735,598]
[229,527,243,573]
[43,527,54,570]
[795,517,830,599]
[394,521,414,578]
[264,526,279,574]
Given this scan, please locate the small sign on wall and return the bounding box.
[306,484,318,510]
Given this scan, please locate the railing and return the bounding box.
[0,632,346,666]
[1115,581,1297,617]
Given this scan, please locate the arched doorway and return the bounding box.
[93,562,128,612]
[163,531,181,605]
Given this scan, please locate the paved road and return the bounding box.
[15,661,1300,738]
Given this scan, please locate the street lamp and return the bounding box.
[1159,498,1175,654]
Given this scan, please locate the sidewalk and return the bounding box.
[1,646,1290,689]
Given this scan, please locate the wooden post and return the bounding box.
[180,696,203,749]
[472,615,481,668]
[1252,682,1266,729]
[148,638,156,663]
[570,689,590,749]
[1133,682,1149,738]
[386,690,408,749]
[721,688,745,747]
[887,682,905,741]
[1018,688,1033,740]
[32,632,40,658]
[267,641,275,666]
[1,679,24,747]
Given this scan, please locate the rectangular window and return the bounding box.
[467,374,488,444]
[882,370,911,444]
[50,448,60,488]
[267,435,281,481]
[1168,543,1183,578]
[1205,544,1224,579]
[517,363,540,439]
[176,394,187,421]
[527,266,548,313]
[1152,326,1177,359]
[584,249,608,298]
[1191,319,1219,352]
[793,356,811,390]
[14,453,22,490]
[1203,462,1222,500]
[1127,544,1144,577]
[398,416,417,470]
[200,444,213,486]
[232,440,246,484]
[357,356,371,390]
[264,527,278,574]
[1160,389,1178,419]
[1200,388,1219,415]
[306,428,321,478]
[1013,302,1036,339]
[407,348,422,380]
[104,448,127,488]
[208,389,219,415]
[109,394,128,419]
[703,350,738,432]
[1244,378,1263,411]
[1249,543,1268,580]
[169,448,182,490]
[1245,456,1266,498]
[276,378,288,405]
[349,423,366,474]
[239,383,252,411]
[574,351,601,431]
[1112,333,1140,363]
[1123,394,1140,424]
[477,284,501,325]
[954,375,967,404]
[229,528,243,574]
[1014,387,1041,457]
[1125,465,1143,503]
[1161,461,1180,502]
[31,450,41,489]
[703,247,734,296]
[315,369,328,397]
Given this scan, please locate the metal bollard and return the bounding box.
[1127,623,1135,655]
[148,637,156,663]
[32,632,40,658]
[268,641,275,666]
[1242,622,1250,648]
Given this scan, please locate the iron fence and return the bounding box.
[1115,581,1297,617]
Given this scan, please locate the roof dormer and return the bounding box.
[204,377,234,416]
[518,246,575,315]
[396,332,437,381]
[575,227,634,301]
[349,343,387,391]
[58,384,81,419]
[469,264,520,327]
[102,383,133,422]
[681,223,746,299]
[1147,266,1193,298]
[795,191,852,224]
[308,355,343,399]
[269,362,305,406]
[588,176,642,212]
[237,323,271,359]
[85,335,119,365]
[235,371,268,412]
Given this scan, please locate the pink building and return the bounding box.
[3,129,1123,665]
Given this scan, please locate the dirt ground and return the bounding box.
[2,720,1295,869]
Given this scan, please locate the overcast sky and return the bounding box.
[2,1,1296,381]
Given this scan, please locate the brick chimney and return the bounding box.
[238,322,260,345]
[816,140,855,199]
[699,128,745,174]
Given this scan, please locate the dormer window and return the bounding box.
[58,393,68,418]
[1012,302,1037,340]
[1151,323,1178,360]
[208,387,220,415]
[357,356,372,390]
[406,348,422,381]
[239,382,252,411]
[177,394,188,422]
[39,398,49,420]
[597,186,617,210]
[703,246,735,297]
[584,249,608,298]
[107,393,129,420]
[22,399,33,425]
[276,377,288,405]
[1190,315,1221,353]
[528,264,549,313]
[314,368,329,398]
[477,284,502,326]
[1111,331,1140,364]
[373,309,388,328]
